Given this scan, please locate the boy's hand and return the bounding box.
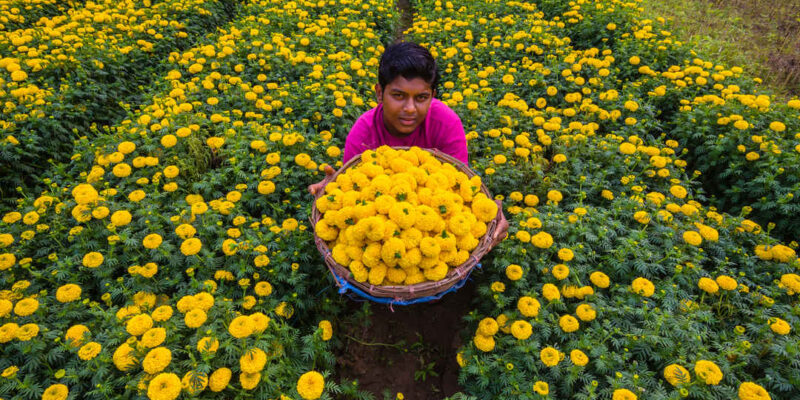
[308,164,336,196]
[489,199,509,249]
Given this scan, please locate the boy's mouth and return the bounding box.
[399,116,417,126]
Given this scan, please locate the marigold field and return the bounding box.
[1,0,799,399]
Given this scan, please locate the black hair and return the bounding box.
[378,41,439,92]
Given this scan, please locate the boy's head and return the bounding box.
[378,42,439,91]
[375,42,439,137]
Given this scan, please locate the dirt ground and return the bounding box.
[334,280,476,400]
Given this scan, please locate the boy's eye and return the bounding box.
[416,94,429,101]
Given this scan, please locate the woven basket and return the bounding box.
[310,146,499,302]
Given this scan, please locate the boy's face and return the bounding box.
[375,76,435,137]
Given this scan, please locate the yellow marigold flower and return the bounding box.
[13,298,38,317]
[126,314,153,336]
[142,233,162,249]
[631,277,655,297]
[151,305,172,321]
[471,197,498,223]
[697,224,719,241]
[552,264,570,280]
[56,284,81,303]
[619,142,636,155]
[754,245,773,260]
[222,238,238,256]
[2,366,18,378]
[182,370,208,395]
[771,244,796,263]
[110,210,132,226]
[738,382,771,400]
[16,323,39,341]
[112,343,137,371]
[141,327,166,348]
[42,384,69,400]
[0,234,13,248]
[319,320,333,341]
[72,184,98,204]
[276,301,294,319]
[258,180,276,195]
[243,295,260,311]
[473,334,495,352]
[663,364,691,386]
[142,347,172,375]
[694,360,723,385]
[716,275,738,291]
[229,315,255,338]
[297,371,325,399]
[254,281,273,296]
[0,300,11,318]
[491,281,506,292]
[559,314,580,332]
[505,264,523,281]
[570,349,589,366]
[524,194,539,206]
[128,190,146,202]
[240,371,261,390]
[698,277,719,294]
[78,342,102,361]
[477,317,499,336]
[197,337,219,354]
[531,231,554,248]
[0,323,18,343]
[769,317,791,335]
[683,231,703,246]
[533,381,549,395]
[518,296,540,317]
[65,325,89,347]
[510,320,532,340]
[633,211,650,224]
[82,251,104,268]
[180,238,202,256]
[209,367,232,392]
[669,185,687,199]
[546,190,563,204]
[540,346,561,367]
[207,136,225,149]
[576,304,597,321]
[542,283,561,301]
[148,372,181,400]
[515,231,531,242]
[240,348,267,374]
[780,273,800,294]
[613,388,637,400]
[185,308,207,329]
[557,248,574,261]
[768,121,785,132]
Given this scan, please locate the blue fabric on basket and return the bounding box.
[330,263,481,306]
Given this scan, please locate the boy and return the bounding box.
[309,42,507,248]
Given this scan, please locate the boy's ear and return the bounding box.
[374,83,383,104]
[431,88,437,98]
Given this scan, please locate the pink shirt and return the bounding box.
[343,98,468,165]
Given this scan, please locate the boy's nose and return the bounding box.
[403,98,415,112]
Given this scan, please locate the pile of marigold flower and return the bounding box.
[315,146,497,285]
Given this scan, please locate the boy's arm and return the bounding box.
[437,119,469,166]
